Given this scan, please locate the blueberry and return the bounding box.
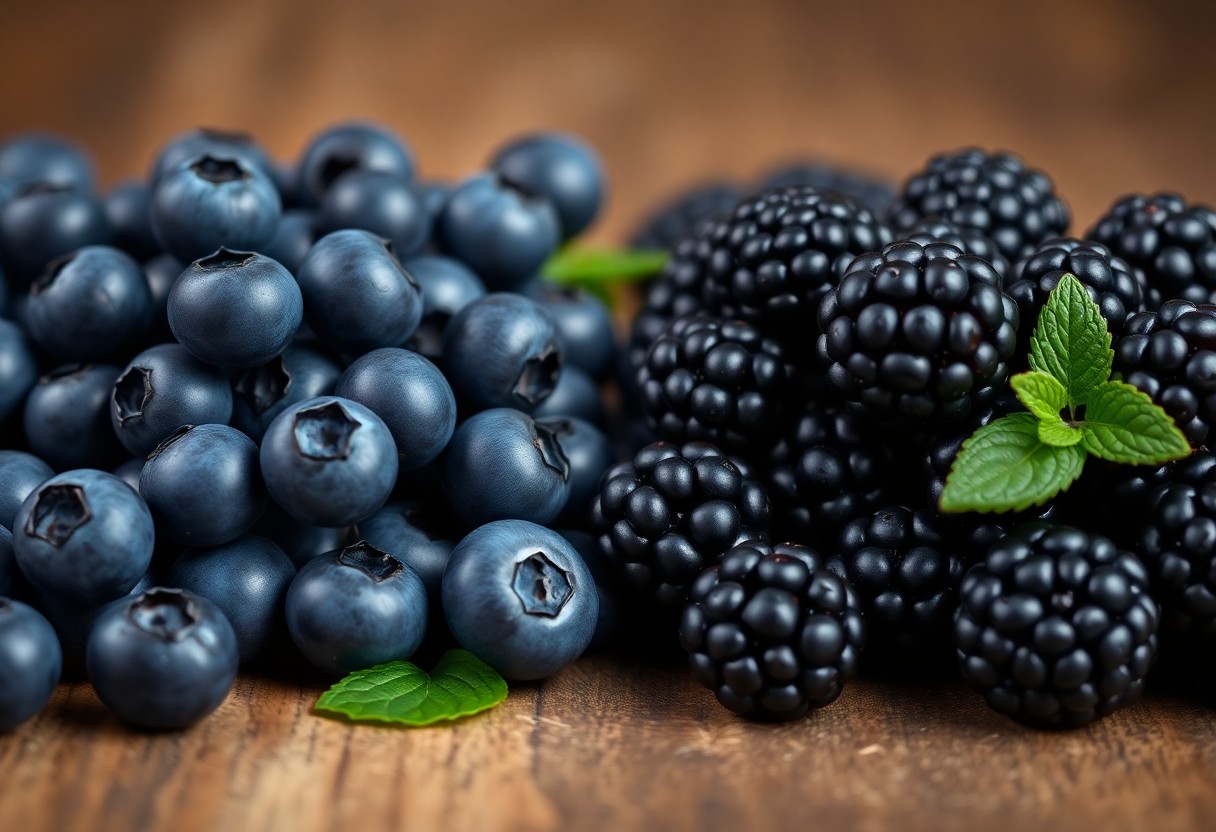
[491,132,604,239]
[531,366,606,426]
[442,520,597,679]
[168,249,302,369]
[254,503,349,569]
[442,293,562,412]
[0,598,62,731]
[260,209,316,276]
[112,458,143,492]
[0,451,53,532]
[150,127,272,184]
[0,183,111,279]
[286,541,427,675]
[103,180,160,261]
[140,424,266,546]
[31,572,152,677]
[418,180,452,222]
[111,344,234,457]
[26,246,153,360]
[260,396,398,527]
[402,254,486,360]
[526,282,616,378]
[270,159,306,208]
[0,132,95,192]
[557,528,622,650]
[0,319,38,424]
[317,170,430,259]
[296,122,415,204]
[150,153,281,264]
[166,536,295,663]
[438,173,560,290]
[13,469,154,604]
[231,346,341,442]
[296,229,423,353]
[547,416,613,525]
[356,502,457,604]
[0,526,15,596]
[443,408,572,527]
[334,348,456,470]
[23,364,124,471]
[142,253,183,342]
[87,587,238,728]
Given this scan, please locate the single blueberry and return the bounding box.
[23,364,125,471]
[317,170,430,259]
[150,127,272,184]
[0,132,95,192]
[0,451,54,532]
[0,598,62,731]
[296,122,415,204]
[490,132,605,239]
[0,183,111,280]
[531,365,607,426]
[526,281,616,379]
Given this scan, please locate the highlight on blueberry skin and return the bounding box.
[13,469,154,605]
[168,248,303,369]
[285,541,428,676]
[442,292,563,413]
[150,152,282,264]
[442,520,598,680]
[259,396,399,528]
[86,587,239,729]
[442,408,573,528]
[0,183,111,280]
[0,598,63,732]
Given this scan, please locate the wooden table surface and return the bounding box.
[3,1,1216,830]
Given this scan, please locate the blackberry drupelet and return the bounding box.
[1008,237,1145,354]
[1087,193,1216,307]
[903,217,1009,282]
[700,185,893,338]
[955,523,1159,728]
[638,313,791,453]
[1137,450,1216,639]
[680,539,864,721]
[756,161,895,217]
[888,149,1070,262]
[765,401,894,547]
[1113,299,1216,447]
[817,240,1019,423]
[629,182,743,252]
[627,227,713,374]
[592,441,770,605]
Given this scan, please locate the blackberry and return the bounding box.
[700,185,893,339]
[679,539,863,721]
[888,148,1070,262]
[592,441,770,605]
[1113,300,1216,447]
[637,313,790,453]
[903,216,1010,281]
[955,523,1159,729]
[629,182,743,252]
[627,228,713,374]
[1137,450,1216,639]
[1087,193,1216,307]
[817,240,1018,423]
[765,401,894,547]
[756,161,895,217]
[1008,238,1145,355]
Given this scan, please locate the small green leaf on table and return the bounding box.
[542,247,669,285]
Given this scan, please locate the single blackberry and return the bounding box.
[1113,299,1216,447]
[627,227,713,374]
[817,240,1019,423]
[1008,237,1145,355]
[638,313,791,453]
[1137,450,1216,639]
[903,216,1010,281]
[592,441,770,605]
[765,401,894,547]
[629,182,743,252]
[1087,193,1216,307]
[955,523,1159,729]
[679,539,863,721]
[888,148,1070,262]
[700,185,893,339]
[756,161,895,217]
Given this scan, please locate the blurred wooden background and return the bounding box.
[1,0,1214,241]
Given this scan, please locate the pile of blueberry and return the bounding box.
[1,127,1214,735]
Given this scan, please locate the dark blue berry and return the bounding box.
[259,209,316,276]
[356,502,457,605]
[548,416,613,525]
[490,132,604,239]
[0,183,111,280]
[0,132,94,192]
[0,320,39,424]
[402,254,486,360]
[103,180,160,261]
[142,253,183,342]
[24,364,124,471]
[317,170,430,258]
[0,451,53,531]
[526,282,616,379]
[528,366,606,427]
[150,127,271,184]
[0,598,62,731]
[254,504,349,570]
[230,346,341,443]
[296,122,415,205]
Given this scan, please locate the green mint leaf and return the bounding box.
[1079,380,1191,465]
[940,413,1086,513]
[315,650,508,727]
[1011,371,1069,421]
[1038,419,1084,447]
[1028,273,1113,406]
[542,247,669,285]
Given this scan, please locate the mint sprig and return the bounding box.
[941,273,1190,514]
[541,246,669,305]
[315,650,508,727]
